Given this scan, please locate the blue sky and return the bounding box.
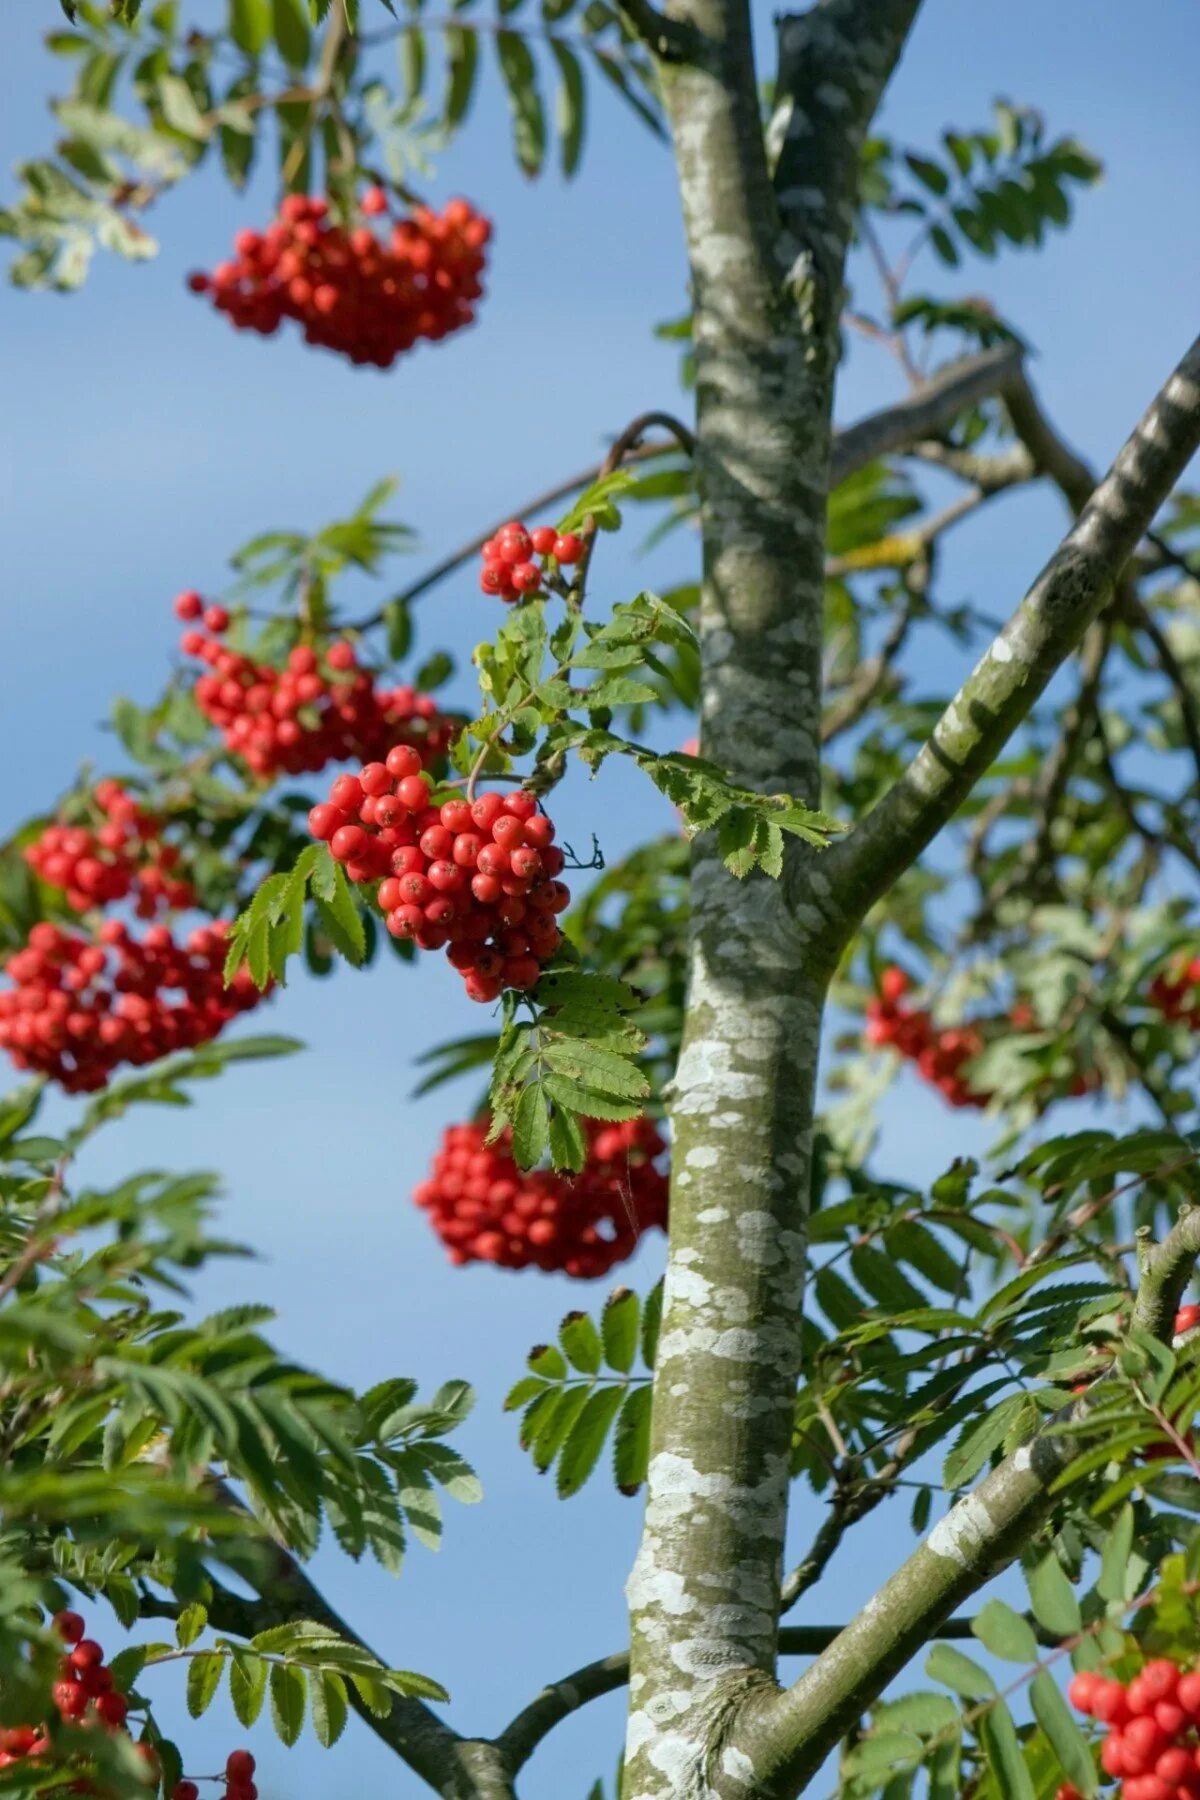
[2,1,1199,1795]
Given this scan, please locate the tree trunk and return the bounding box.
[622,2,921,1792]
[622,6,838,1795]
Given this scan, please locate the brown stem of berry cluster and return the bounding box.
[351,431,691,635]
[563,409,695,611]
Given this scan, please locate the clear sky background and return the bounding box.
[2,1,1199,1795]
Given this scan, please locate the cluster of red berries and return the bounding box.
[187,189,490,369]
[174,596,453,782]
[1068,1657,1200,1799]
[478,519,585,603]
[0,1611,138,1769]
[413,1113,668,1277]
[1149,956,1200,1028]
[2,1610,255,1798]
[0,920,263,1092]
[864,967,992,1109]
[865,967,1103,1110]
[24,779,195,918]
[308,754,569,1002]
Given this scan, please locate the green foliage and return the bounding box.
[505,1285,658,1495]
[488,971,651,1170]
[10,0,663,288]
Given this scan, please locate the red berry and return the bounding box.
[397,774,432,811]
[226,1752,256,1781]
[307,803,345,841]
[53,1610,85,1645]
[69,1640,104,1672]
[330,825,366,863]
[553,532,584,563]
[172,1784,200,1800]
[95,1690,128,1728]
[510,561,542,595]
[530,525,558,555]
[203,605,230,634]
[361,185,389,216]
[173,590,203,621]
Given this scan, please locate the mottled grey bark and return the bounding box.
[622,4,919,1796]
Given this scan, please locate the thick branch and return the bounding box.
[830,345,1023,483]
[142,1502,510,1800]
[770,0,923,312]
[1133,1206,1200,1340]
[496,1620,978,1775]
[822,334,1200,927]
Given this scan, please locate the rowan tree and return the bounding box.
[1,3,1199,1799]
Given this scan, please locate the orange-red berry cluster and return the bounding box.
[24,779,195,918]
[1069,1658,1200,1799]
[478,519,584,603]
[0,920,263,1092]
[187,189,490,369]
[865,967,992,1109]
[308,755,568,1002]
[1149,957,1200,1027]
[174,596,453,782]
[2,1610,256,1799]
[413,1114,668,1277]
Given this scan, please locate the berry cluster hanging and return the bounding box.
[24,779,195,918]
[174,596,453,782]
[478,519,585,603]
[308,754,569,1002]
[0,1610,260,1799]
[413,1113,668,1277]
[187,190,490,369]
[1149,955,1200,1027]
[864,967,993,1109]
[0,920,264,1092]
[1069,1657,1200,1800]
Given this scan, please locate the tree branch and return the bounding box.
[821,333,1200,929]
[494,1619,980,1776]
[352,351,1023,636]
[770,0,924,312]
[140,1498,512,1800]
[1134,1205,1200,1340]
[830,346,1023,483]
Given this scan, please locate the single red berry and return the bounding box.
[68,1640,104,1672]
[226,1752,256,1782]
[172,1784,199,1800]
[53,1610,86,1645]
[530,526,558,555]
[326,641,356,671]
[95,1690,128,1728]
[173,590,203,622]
[330,825,367,862]
[360,185,389,216]
[308,803,345,841]
[553,532,584,563]
[203,605,230,634]
[360,761,392,796]
[331,774,365,812]
[397,774,432,811]
[510,562,542,595]
[386,744,424,780]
